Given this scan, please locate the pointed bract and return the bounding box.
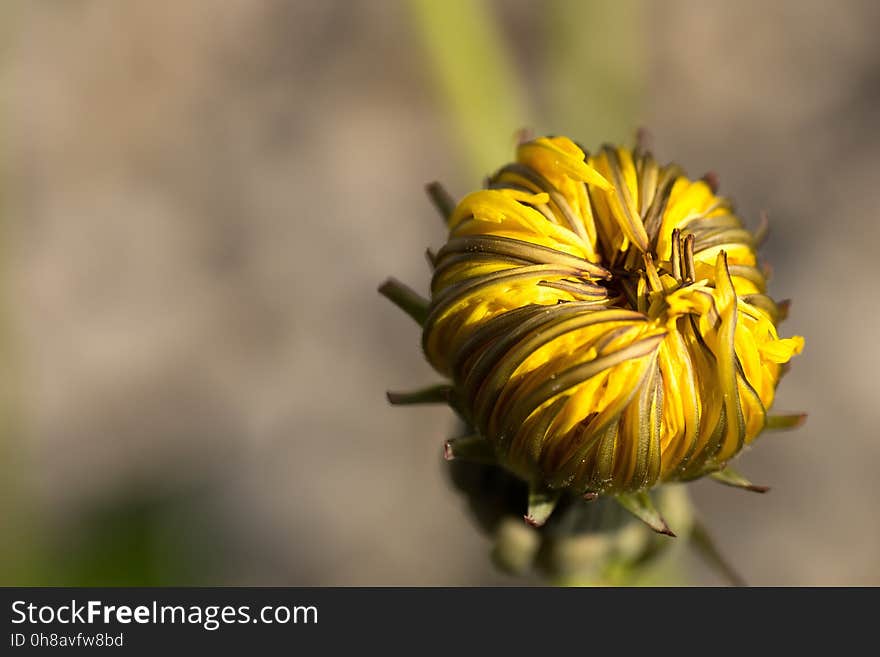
[615,491,676,537]
[425,182,457,222]
[378,278,429,326]
[524,484,561,528]
[386,384,451,405]
[443,436,497,464]
[766,413,807,430]
[710,467,770,493]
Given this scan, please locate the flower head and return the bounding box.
[382,134,804,532]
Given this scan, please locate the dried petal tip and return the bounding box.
[701,170,720,193]
[515,127,534,145]
[635,126,653,152]
[615,492,676,537]
[443,441,454,461]
[776,299,792,322]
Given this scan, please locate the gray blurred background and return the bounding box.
[1,0,877,585]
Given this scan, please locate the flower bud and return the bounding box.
[382,135,804,536]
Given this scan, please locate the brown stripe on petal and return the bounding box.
[636,153,659,222]
[729,266,768,294]
[522,396,569,464]
[485,179,561,223]
[430,254,531,294]
[427,264,580,317]
[552,355,657,492]
[437,235,610,277]
[601,146,650,252]
[499,333,665,463]
[490,163,591,241]
[734,355,767,441]
[741,294,780,322]
[644,165,683,246]
[692,228,756,253]
[713,253,747,463]
[461,303,607,420]
[536,278,609,301]
[677,315,721,479]
[665,324,701,477]
[686,212,741,233]
[628,365,659,490]
[589,423,620,493]
[450,304,554,384]
[472,309,647,439]
[647,370,665,485]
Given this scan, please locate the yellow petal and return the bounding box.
[758,336,805,363]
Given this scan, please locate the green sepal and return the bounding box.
[425,248,437,269]
[425,181,457,222]
[524,483,561,528]
[766,413,806,430]
[709,467,769,493]
[378,278,429,326]
[443,436,496,465]
[615,491,676,537]
[386,384,451,405]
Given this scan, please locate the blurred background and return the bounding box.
[1,0,878,585]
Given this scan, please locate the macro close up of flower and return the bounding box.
[381,134,804,539]
[8,0,880,604]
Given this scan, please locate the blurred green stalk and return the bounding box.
[0,1,38,584]
[408,0,532,179]
[409,0,644,179]
[544,0,644,147]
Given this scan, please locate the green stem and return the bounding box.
[408,0,532,178]
[544,0,645,147]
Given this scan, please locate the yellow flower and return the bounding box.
[382,135,804,531]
